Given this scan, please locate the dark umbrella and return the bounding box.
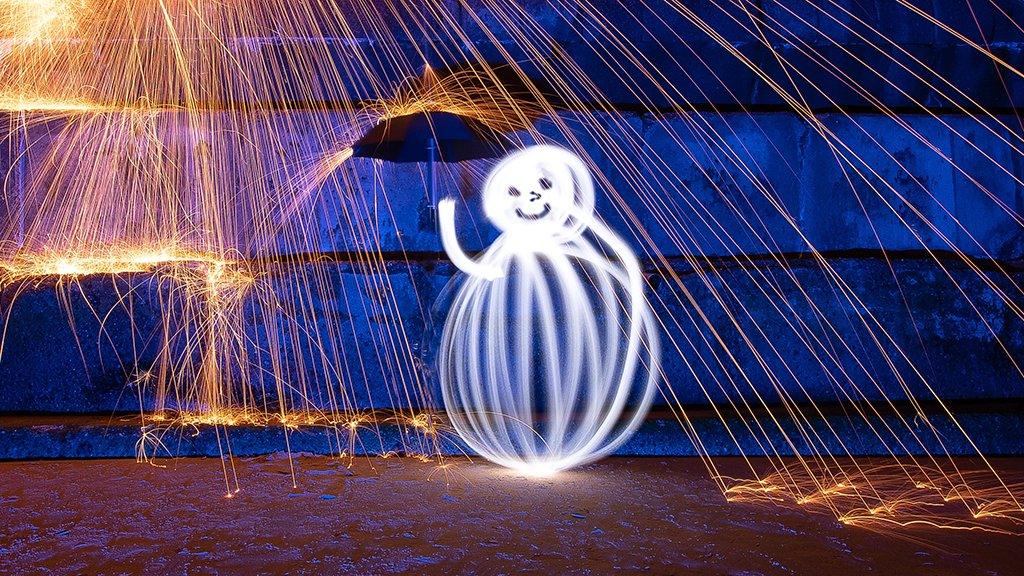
[352,111,512,214]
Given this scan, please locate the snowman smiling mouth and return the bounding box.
[515,203,552,220]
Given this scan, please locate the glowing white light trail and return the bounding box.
[438,145,660,476]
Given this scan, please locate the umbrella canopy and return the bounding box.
[352,111,511,163]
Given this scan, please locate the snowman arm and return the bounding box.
[438,198,505,280]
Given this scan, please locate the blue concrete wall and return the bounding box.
[2,0,1024,427]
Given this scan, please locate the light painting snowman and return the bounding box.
[437,145,659,476]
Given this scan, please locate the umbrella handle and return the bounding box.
[427,137,438,210]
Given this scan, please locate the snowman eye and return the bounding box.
[508,187,521,197]
[539,177,552,190]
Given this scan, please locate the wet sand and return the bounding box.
[1,456,1020,575]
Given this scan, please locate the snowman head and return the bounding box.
[482,145,595,243]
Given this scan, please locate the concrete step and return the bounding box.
[2,405,1021,459]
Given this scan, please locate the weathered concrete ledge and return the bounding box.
[6,1,1022,111]
[1,406,1020,460]
[1,254,1022,413]
[11,110,1024,260]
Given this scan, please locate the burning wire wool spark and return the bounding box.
[0,246,228,281]
[0,0,82,46]
[366,66,542,134]
[438,145,659,476]
[720,461,1024,534]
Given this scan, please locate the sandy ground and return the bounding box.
[0,456,1020,575]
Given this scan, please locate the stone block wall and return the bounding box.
[2,0,1024,423]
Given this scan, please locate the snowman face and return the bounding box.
[482,146,595,240]
[492,166,571,227]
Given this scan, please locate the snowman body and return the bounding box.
[437,146,658,476]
